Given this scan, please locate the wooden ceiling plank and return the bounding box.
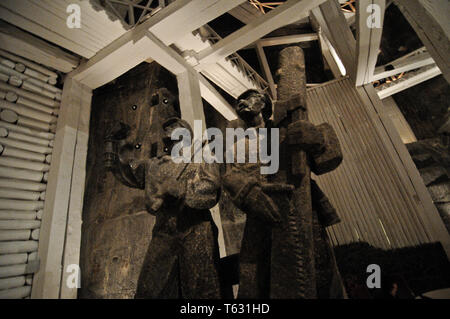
[0,21,80,73]
[196,0,328,69]
[355,0,386,86]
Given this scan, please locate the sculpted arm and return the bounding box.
[104,122,146,189]
[287,120,343,175]
[221,165,290,224]
[184,163,221,210]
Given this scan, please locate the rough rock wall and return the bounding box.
[393,77,450,141]
[407,138,450,233]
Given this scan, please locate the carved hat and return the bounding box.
[236,89,273,121]
[162,117,193,138]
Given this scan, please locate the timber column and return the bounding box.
[270,46,316,298]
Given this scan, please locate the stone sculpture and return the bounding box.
[104,115,223,298]
[221,46,345,299]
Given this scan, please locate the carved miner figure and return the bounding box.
[104,117,222,299]
[222,46,345,299]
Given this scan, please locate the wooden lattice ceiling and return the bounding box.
[248,0,284,14]
[247,0,357,14]
[100,0,167,27]
[340,0,357,13]
[101,0,357,28]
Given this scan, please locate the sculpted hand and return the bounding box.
[244,186,281,224]
[287,120,325,155]
[159,176,186,199]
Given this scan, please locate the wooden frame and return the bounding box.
[376,65,442,99]
[372,47,435,82]
[243,33,319,49]
[394,0,450,83]
[311,1,357,81]
[0,21,79,73]
[355,0,386,86]
[255,42,277,100]
[358,84,450,257]
[195,0,328,69]
[31,79,92,298]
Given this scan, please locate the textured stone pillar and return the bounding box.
[270,46,316,299]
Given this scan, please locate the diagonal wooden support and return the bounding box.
[195,0,328,69]
[229,1,263,24]
[255,42,277,100]
[358,84,450,258]
[394,0,450,84]
[149,0,246,46]
[312,0,357,81]
[318,30,346,78]
[373,49,435,82]
[355,0,386,86]
[376,64,442,99]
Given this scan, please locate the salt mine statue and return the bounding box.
[222,46,345,298]
[104,106,222,298]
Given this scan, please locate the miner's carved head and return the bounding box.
[162,117,192,154]
[235,89,272,125]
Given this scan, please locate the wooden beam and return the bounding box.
[315,1,450,256]
[71,31,237,126]
[318,31,346,78]
[70,30,188,89]
[70,0,247,88]
[229,1,263,24]
[59,79,91,299]
[376,65,442,99]
[355,0,386,86]
[250,33,319,48]
[177,69,205,129]
[312,0,357,81]
[373,48,435,81]
[310,11,344,78]
[198,75,237,121]
[69,0,208,87]
[242,33,318,49]
[0,0,127,59]
[394,0,450,83]
[210,205,227,258]
[358,84,450,258]
[255,42,277,100]
[31,79,92,298]
[381,96,417,144]
[0,21,79,73]
[195,0,328,69]
[151,0,246,46]
[66,0,256,124]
